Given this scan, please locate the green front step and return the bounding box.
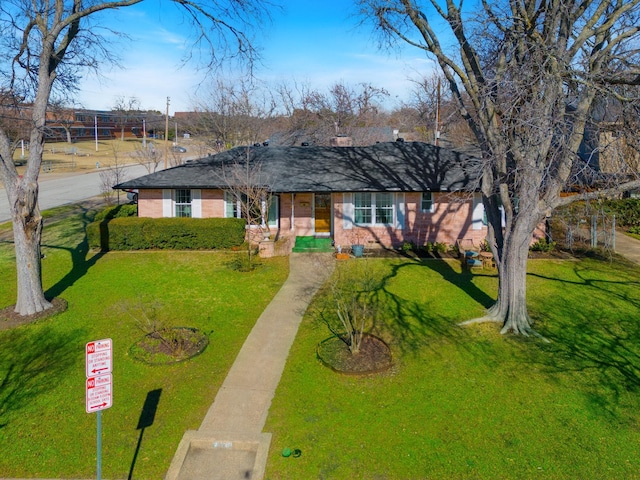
[292,236,334,253]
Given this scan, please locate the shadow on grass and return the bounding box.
[371,259,497,356]
[0,325,86,428]
[128,389,162,480]
[44,206,105,299]
[310,257,499,361]
[516,262,640,420]
[312,256,640,421]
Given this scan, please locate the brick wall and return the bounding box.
[138,189,163,217]
[201,190,225,217]
[138,189,498,250]
[332,192,487,249]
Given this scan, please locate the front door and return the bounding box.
[314,193,331,234]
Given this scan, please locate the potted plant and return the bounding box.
[350,230,365,257]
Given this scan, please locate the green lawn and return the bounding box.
[2,205,640,479]
[0,208,289,478]
[264,257,640,479]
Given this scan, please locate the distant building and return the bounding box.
[43,108,166,142]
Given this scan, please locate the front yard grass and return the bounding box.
[265,257,640,479]
[2,203,640,479]
[0,208,289,478]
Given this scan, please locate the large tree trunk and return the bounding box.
[471,188,542,335]
[7,156,53,316]
[488,227,534,335]
[5,55,56,316]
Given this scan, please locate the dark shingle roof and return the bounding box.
[116,142,481,193]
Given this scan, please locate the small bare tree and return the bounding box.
[313,259,383,354]
[112,96,141,141]
[132,142,161,174]
[99,141,129,205]
[220,148,273,270]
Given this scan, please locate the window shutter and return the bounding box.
[472,193,484,230]
[395,193,405,230]
[162,189,172,217]
[343,193,353,230]
[192,189,202,218]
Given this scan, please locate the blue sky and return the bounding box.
[76,0,434,114]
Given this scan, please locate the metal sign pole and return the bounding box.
[86,339,112,480]
[97,410,102,480]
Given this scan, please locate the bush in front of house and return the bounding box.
[93,204,138,222]
[87,217,246,251]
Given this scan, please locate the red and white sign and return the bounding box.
[86,338,112,377]
[86,374,113,413]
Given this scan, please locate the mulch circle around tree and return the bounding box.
[0,297,68,330]
[130,327,209,365]
[317,334,393,375]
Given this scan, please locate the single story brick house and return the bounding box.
[115,141,491,251]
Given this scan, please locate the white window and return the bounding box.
[354,192,394,225]
[174,189,192,217]
[224,191,278,227]
[421,192,434,212]
[225,191,240,218]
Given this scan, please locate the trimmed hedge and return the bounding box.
[603,199,640,227]
[87,217,246,251]
[93,204,138,222]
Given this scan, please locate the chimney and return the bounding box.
[330,135,353,147]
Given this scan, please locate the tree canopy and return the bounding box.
[359,0,640,334]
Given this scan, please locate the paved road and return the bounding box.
[0,164,149,223]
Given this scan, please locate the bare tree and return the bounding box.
[360,0,640,334]
[0,0,271,315]
[272,80,391,146]
[112,96,141,141]
[313,259,382,354]
[393,72,473,146]
[132,141,161,174]
[47,101,77,143]
[99,141,129,204]
[220,148,273,270]
[191,78,277,149]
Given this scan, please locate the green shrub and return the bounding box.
[530,239,557,252]
[629,226,640,235]
[93,204,138,222]
[603,199,640,227]
[87,217,246,251]
[434,242,449,253]
[401,241,414,252]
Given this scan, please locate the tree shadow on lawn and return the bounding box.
[515,265,640,421]
[353,258,499,360]
[0,325,86,428]
[44,206,105,300]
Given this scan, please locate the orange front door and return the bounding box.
[314,193,331,233]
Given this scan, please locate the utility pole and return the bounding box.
[164,97,170,170]
[435,78,441,147]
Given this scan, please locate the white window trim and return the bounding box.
[174,189,193,218]
[192,189,201,218]
[162,189,172,217]
[224,191,240,219]
[353,192,396,227]
[224,191,278,227]
[421,192,435,213]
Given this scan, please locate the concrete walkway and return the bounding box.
[164,253,333,480]
[615,231,640,265]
